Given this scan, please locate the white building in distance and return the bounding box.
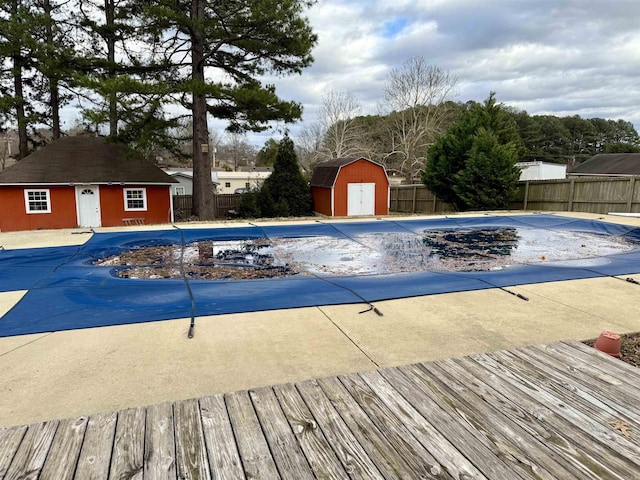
[216,170,272,194]
[515,161,566,181]
[163,168,220,195]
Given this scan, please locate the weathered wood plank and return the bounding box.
[452,355,640,478]
[485,350,640,462]
[546,341,640,411]
[225,390,280,480]
[75,411,117,480]
[39,416,88,480]
[3,421,58,480]
[5,340,640,480]
[515,346,640,424]
[144,402,176,480]
[272,383,348,480]
[540,342,637,389]
[249,387,315,479]
[199,395,245,480]
[327,374,452,479]
[417,361,597,479]
[356,371,488,480]
[295,379,385,480]
[558,340,640,383]
[0,426,27,478]
[109,407,145,480]
[435,357,635,480]
[173,399,210,480]
[382,365,558,480]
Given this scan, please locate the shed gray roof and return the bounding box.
[0,136,178,185]
[310,157,386,188]
[571,153,640,176]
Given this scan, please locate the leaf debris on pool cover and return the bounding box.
[93,228,638,280]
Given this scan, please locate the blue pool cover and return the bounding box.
[1,214,640,337]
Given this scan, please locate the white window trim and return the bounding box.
[24,189,51,214]
[174,186,185,195]
[124,188,148,211]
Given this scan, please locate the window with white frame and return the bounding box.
[24,189,51,213]
[124,188,147,211]
[175,186,185,195]
[225,182,231,188]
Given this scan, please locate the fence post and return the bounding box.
[523,182,529,210]
[567,178,575,211]
[627,177,636,213]
[412,186,417,213]
[433,193,437,213]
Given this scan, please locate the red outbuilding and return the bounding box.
[0,136,178,232]
[310,157,389,216]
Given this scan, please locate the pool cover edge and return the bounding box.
[1,214,640,337]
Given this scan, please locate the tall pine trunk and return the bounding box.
[43,0,60,139]
[10,0,28,158]
[190,0,214,219]
[105,0,117,136]
[13,56,28,159]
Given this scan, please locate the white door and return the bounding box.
[347,183,375,216]
[76,186,101,227]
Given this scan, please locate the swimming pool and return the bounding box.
[1,214,639,337]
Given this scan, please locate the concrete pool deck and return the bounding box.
[1,211,639,427]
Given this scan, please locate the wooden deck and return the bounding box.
[1,340,640,479]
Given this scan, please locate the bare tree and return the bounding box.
[209,128,222,168]
[1,135,10,170]
[296,121,324,172]
[381,56,457,183]
[317,89,362,159]
[219,132,255,171]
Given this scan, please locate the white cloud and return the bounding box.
[243,0,640,147]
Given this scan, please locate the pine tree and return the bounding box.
[35,0,76,139]
[138,0,317,220]
[240,136,311,218]
[453,128,520,210]
[423,93,523,210]
[0,0,43,158]
[262,136,311,217]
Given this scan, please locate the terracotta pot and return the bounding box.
[594,331,621,358]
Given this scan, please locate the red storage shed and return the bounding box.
[310,157,389,216]
[0,136,178,232]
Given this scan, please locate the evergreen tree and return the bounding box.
[423,93,522,211]
[74,0,177,153]
[453,128,520,210]
[35,0,76,140]
[256,138,279,167]
[240,136,311,218]
[421,102,480,207]
[263,136,311,217]
[0,0,43,158]
[138,0,317,220]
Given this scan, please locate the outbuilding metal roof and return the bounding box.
[571,153,640,176]
[0,136,178,185]
[310,157,386,188]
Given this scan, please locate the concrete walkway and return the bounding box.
[1,212,639,427]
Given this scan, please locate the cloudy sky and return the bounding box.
[238,0,640,146]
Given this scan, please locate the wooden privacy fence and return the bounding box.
[389,185,455,214]
[390,176,640,215]
[173,194,244,220]
[513,176,640,214]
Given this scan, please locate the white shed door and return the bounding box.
[77,186,101,227]
[347,183,375,216]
